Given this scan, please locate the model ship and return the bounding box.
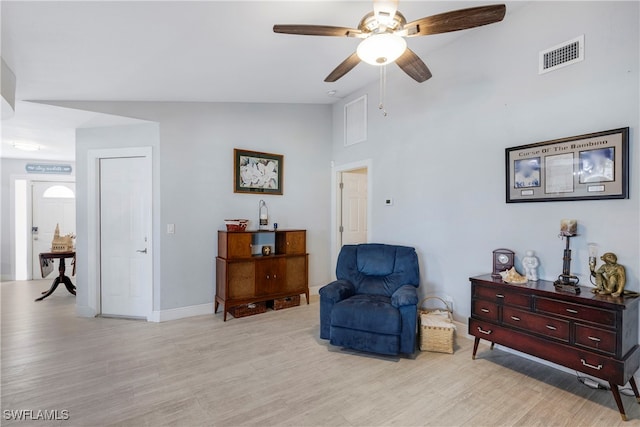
[51,224,75,253]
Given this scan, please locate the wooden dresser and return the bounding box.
[215,230,309,321]
[469,275,640,421]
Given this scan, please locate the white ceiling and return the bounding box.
[1,0,526,161]
[0,101,148,160]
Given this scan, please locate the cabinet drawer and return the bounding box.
[469,318,512,343]
[472,300,499,322]
[568,351,623,383]
[536,298,615,327]
[503,306,569,343]
[474,285,531,308]
[575,324,617,355]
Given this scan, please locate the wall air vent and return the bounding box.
[539,35,584,74]
[344,95,367,147]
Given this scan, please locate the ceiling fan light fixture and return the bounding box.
[357,33,407,66]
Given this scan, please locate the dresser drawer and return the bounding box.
[568,351,624,383]
[469,318,511,342]
[536,298,616,327]
[575,324,617,355]
[474,285,531,309]
[472,299,499,322]
[503,306,570,342]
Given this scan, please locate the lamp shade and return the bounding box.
[357,33,407,66]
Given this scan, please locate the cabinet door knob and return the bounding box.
[566,308,578,314]
[273,275,277,279]
[477,327,493,335]
[588,336,601,342]
[481,308,490,313]
[510,316,521,321]
[266,275,270,279]
[546,325,557,331]
[496,294,505,299]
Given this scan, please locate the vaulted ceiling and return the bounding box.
[1,1,525,160]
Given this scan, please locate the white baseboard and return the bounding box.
[149,303,213,323]
[309,285,321,296]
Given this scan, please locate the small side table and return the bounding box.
[36,252,76,302]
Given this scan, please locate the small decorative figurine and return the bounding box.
[500,267,528,284]
[522,250,540,281]
[51,223,75,253]
[590,252,627,297]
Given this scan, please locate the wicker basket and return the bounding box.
[271,295,300,310]
[418,296,456,354]
[229,301,267,318]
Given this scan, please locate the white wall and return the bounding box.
[70,102,332,314]
[0,158,76,281]
[330,1,639,320]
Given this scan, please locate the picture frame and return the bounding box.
[506,128,629,203]
[234,149,284,195]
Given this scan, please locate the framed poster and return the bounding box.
[506,128,629,203]
[234,149,283,195]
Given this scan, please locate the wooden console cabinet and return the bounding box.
[470,275,640,421]
[215,230,309,321]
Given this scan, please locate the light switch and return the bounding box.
[167,224,175,234]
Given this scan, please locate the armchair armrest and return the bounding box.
[391,285,418,308]
[319,280,355,340]
[319,280,355,303]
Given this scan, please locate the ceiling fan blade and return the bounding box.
[404,4,506,37]
[374,0,399,26]
[273,25,361,37]
[325,53,361,82]
[396,49,432,83]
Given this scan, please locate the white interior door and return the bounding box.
[100,156,152,318]
[31,182,76,279]
[340,169,368,246]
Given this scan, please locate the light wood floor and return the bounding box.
[2,280,639,426]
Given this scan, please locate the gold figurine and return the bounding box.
[590,252,634,297]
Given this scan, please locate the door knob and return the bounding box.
[136,248,148,254]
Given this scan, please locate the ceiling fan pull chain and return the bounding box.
[379,65,388,117]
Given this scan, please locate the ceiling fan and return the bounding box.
[273,1,506,83]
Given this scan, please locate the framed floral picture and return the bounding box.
[234,149,283,195]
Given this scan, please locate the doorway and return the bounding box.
[331,160,373,276]
[339,168,368,247]
[87,147,153,320]
[31,182,76,279]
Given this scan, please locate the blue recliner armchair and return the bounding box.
[319,244,420,356]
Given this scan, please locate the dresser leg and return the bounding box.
[609,382,628,421]
[472,337,480,360]
[214,300,219,313]
[490,342,495,350]
[629,376,640,403]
